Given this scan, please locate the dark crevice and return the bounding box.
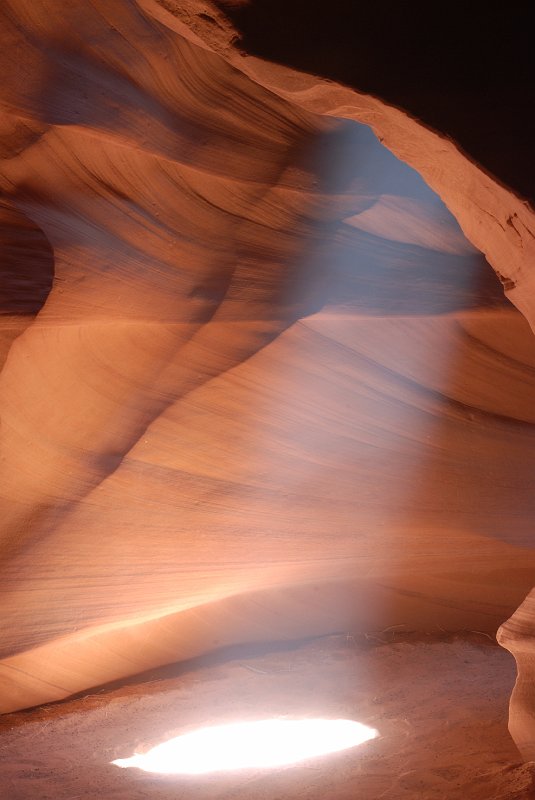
[0,199,54,315]
[216,0,535,203]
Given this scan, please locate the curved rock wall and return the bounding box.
[1,0,535,714]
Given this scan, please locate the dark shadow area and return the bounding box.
[0,200,54,315]
[218,0,534,201]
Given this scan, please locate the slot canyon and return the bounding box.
[0,1,534,797]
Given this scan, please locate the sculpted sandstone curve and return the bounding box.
[1,0,535,721]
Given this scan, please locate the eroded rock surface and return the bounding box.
[1,0,535,714]
[498,592,535,761]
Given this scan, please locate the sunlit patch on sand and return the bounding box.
[111,718,378,774]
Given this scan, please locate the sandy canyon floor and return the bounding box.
[1,633,534,800]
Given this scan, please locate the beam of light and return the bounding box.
[111,718,378,774]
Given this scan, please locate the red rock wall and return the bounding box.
[1,0,534,713]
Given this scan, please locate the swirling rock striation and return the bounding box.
[0,0,534,714]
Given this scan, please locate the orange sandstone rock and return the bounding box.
[0,0,534,719]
